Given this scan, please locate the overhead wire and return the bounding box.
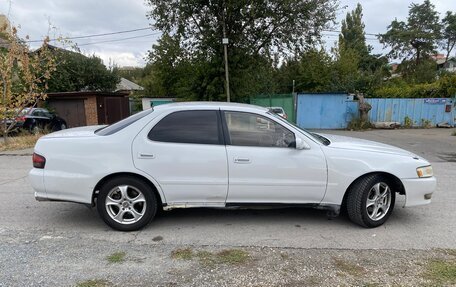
[26,27,154,43]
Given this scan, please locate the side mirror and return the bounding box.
[295,137,310,150]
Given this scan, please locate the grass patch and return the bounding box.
[106,251,126,263]
[423,259,456,285]
[216,249,249,265]
[0,133,42,152]
[452,130,456,136]
[76,279,110,287]
[171,248,193,260]
[172,248,249,266]
[333,257,365,277]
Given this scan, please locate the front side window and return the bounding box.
[224,111,295,148]
[148,110,221,145]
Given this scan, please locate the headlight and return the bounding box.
[416,166,433,178]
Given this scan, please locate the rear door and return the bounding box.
[132,109,228,205]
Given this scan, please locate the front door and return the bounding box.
[132,109,228,205]
[223,111,327,204]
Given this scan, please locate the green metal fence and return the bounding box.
[249,94,295,122]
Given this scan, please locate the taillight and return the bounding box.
[15,116,26,122]
[33,153,46,169]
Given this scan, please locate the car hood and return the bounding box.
[42,125,106,138]
[318,133,416,157]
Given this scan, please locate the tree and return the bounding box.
[339,3,370,62]
[0,26,57,138]
[379,0,442,63]
[442,11,456,61]
[47,47,119,93]
[146,0,339,101]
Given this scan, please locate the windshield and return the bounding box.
[270,108,284,114]
[267,112,330,146]
[96,109,154,136]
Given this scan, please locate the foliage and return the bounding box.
[442,11,456,61]
[421,118,432,128]
[397,58,437,84]
[380,0,442,63]
[275,48,332,93]
[404,116,413,128]
[0,26,57,138]
[371,74,456,98]
[47,48,119,93]
[145,0,339,101]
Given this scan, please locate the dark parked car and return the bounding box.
[10,108,67,133]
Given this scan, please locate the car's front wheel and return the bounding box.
[346,174,396,228]
[97,176,157,231]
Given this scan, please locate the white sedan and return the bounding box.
[29,102,436,231]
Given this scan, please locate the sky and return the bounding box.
[0,0,455,67]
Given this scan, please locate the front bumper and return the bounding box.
[402,176,437,207]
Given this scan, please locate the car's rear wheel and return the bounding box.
[346,174,396,228]
[97,177,157,231]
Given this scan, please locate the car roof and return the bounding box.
[152,101,269,113]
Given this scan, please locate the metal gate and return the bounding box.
[250,94,295,122]
[296,93,357,129]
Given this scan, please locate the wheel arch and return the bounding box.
[92,172,165,208]
[341,171,405,207]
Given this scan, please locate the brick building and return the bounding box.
[45,91,130,128]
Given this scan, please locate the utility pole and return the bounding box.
[222,7,230,102]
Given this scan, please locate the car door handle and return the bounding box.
[234,158,251,164]
[138,153,155,159]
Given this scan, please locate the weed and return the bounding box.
[404,116,413,128]
[423,259,456,285]
[451,130,456,136]
[172,248,249,266]
[348,118,372,131]
[421,119,432,128]
[333,257,365,277]
[195,250,214,266]
[0,132,43,151]
[216,249,249,265]
[76,279,110,287]
[171,248,193,260]
[106,251,126,263]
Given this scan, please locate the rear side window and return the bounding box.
[148,110,221,145]
[96,109,153,136]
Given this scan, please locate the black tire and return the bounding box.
[30,124,41,135]
[97,176,157,231]
[346,174,396,228]
[53,123,66,131]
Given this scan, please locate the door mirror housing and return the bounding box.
[295,137,310,150]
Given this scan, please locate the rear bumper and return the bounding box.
[29,168,47,200]
[402,176,436,207]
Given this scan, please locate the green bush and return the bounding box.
[371,74,456,98]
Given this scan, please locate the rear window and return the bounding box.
[96,109,153,136]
